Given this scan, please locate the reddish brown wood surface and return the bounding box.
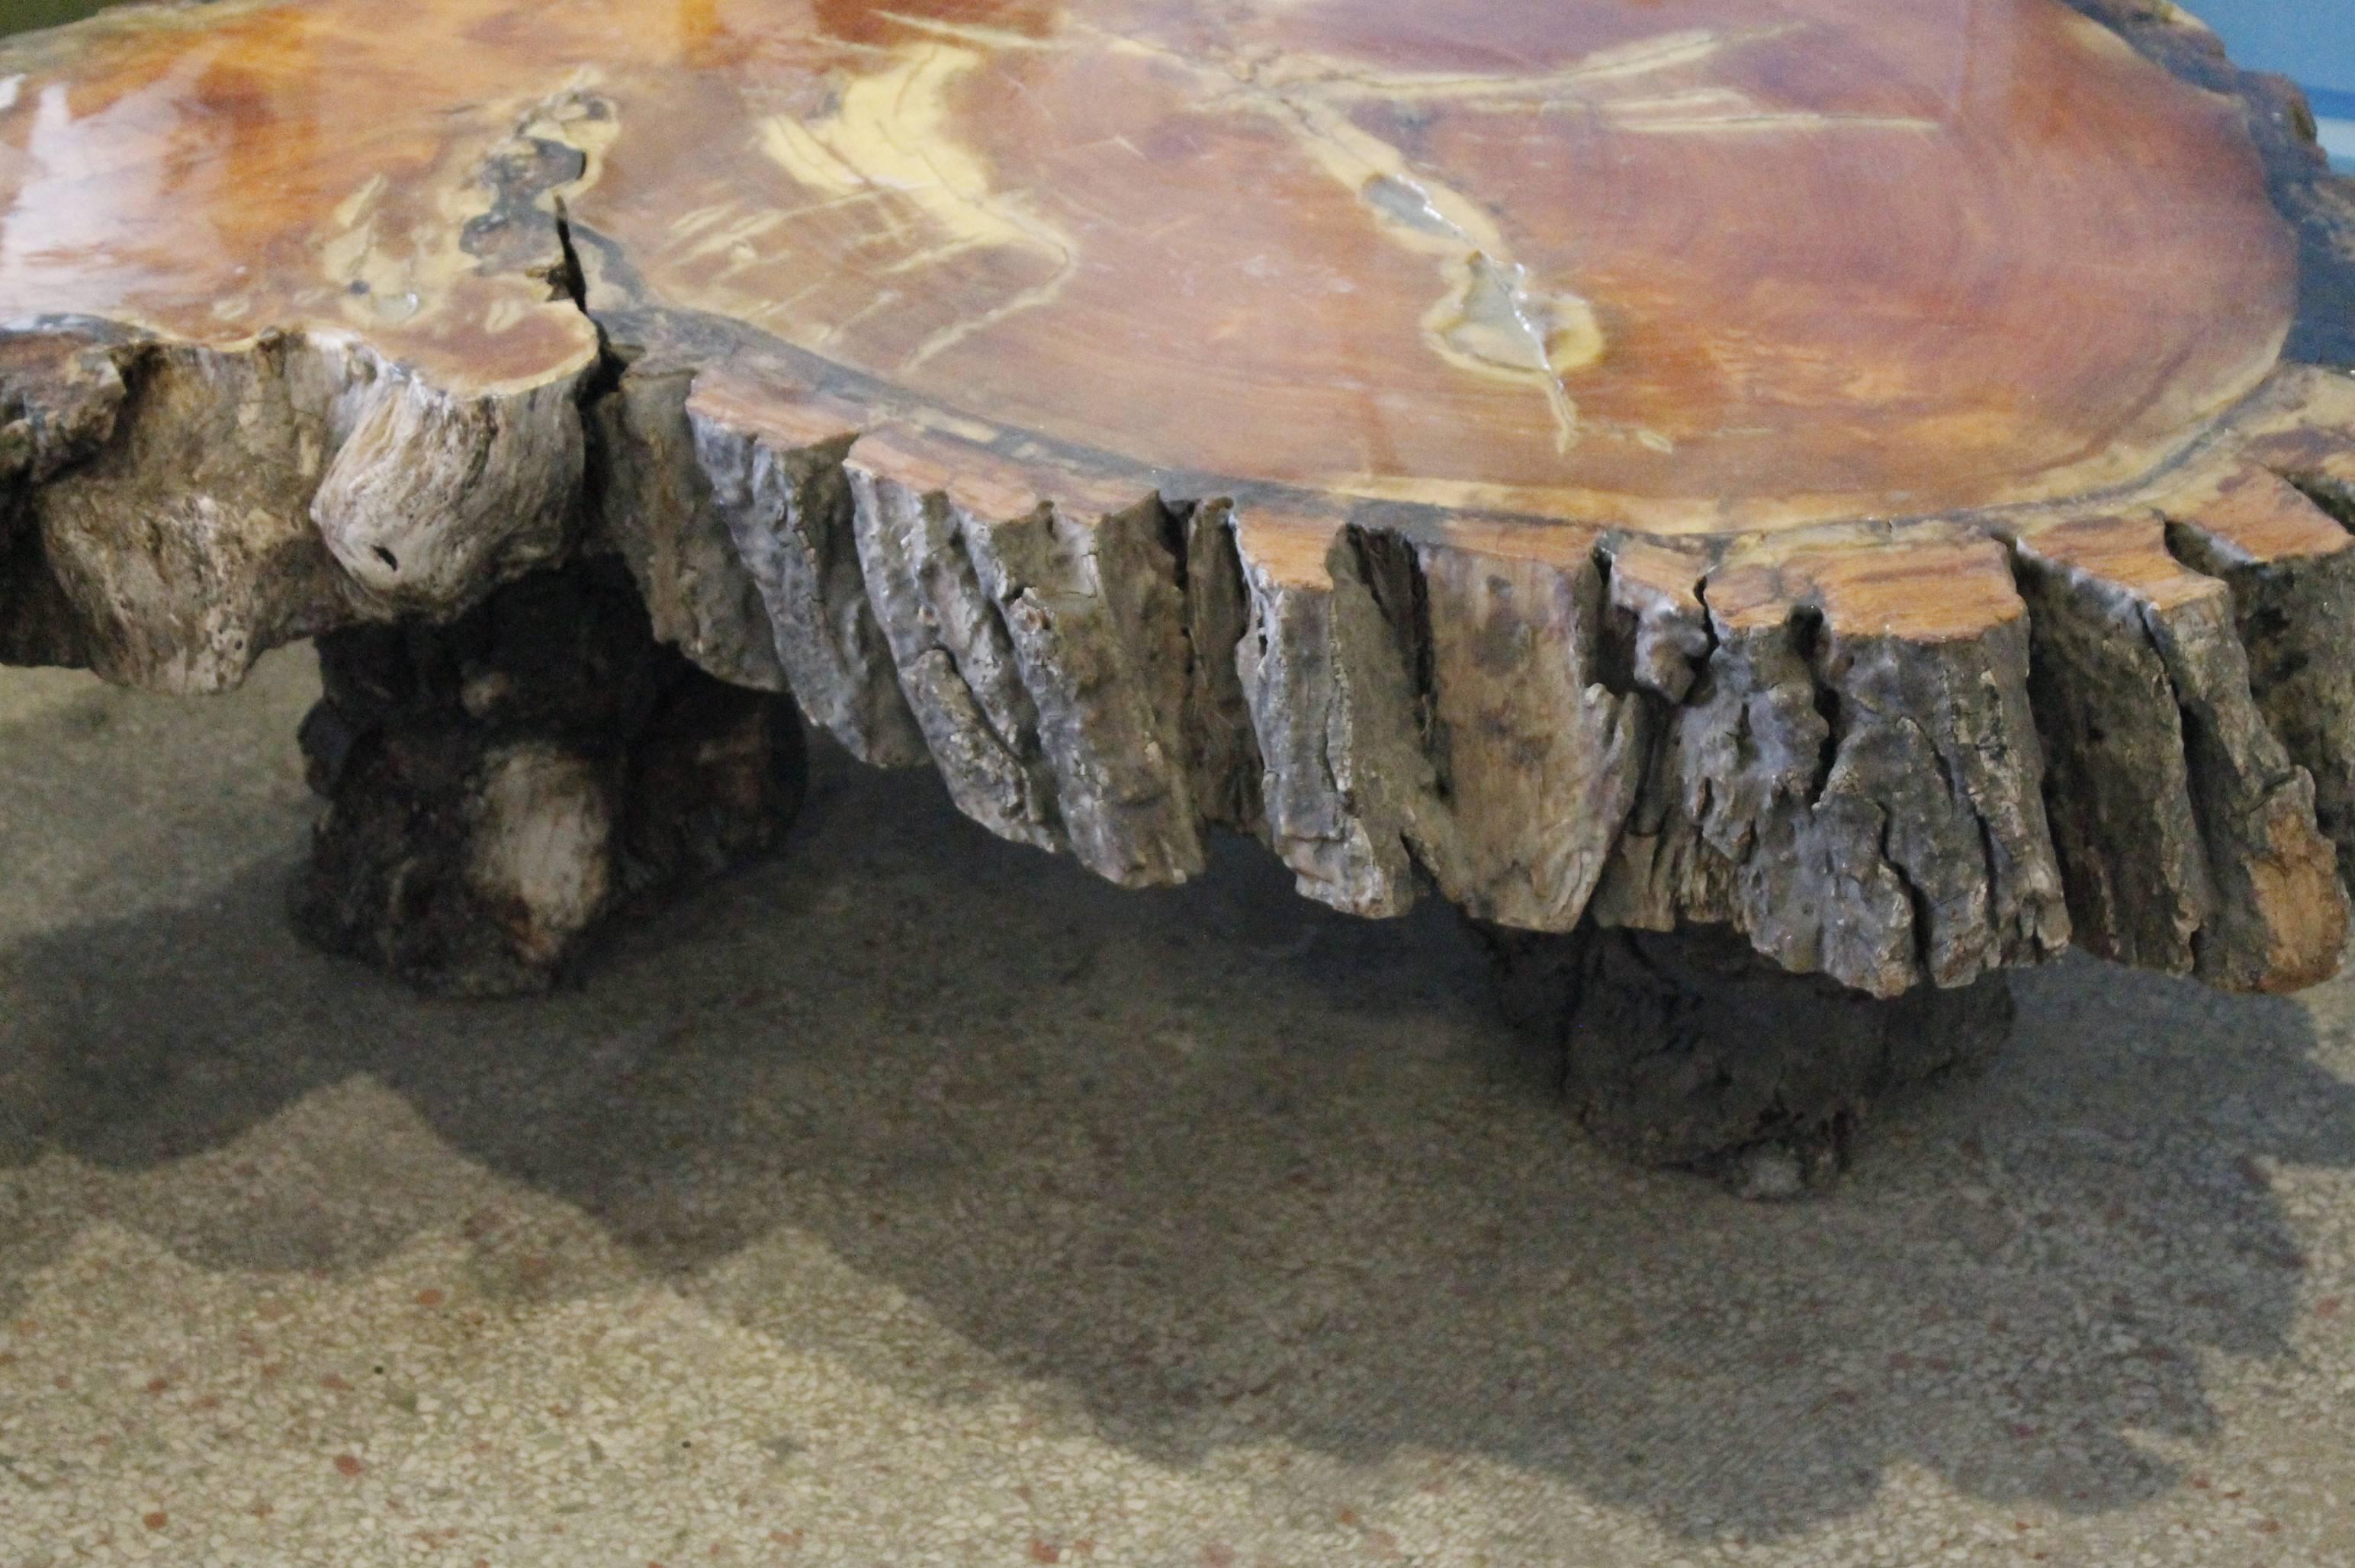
[0,0,2304,529]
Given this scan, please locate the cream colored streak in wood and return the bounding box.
[803,15,1934,455]
[757,41,1078,369]
[315,79,619,342]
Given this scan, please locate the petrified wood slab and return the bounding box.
[3,0,2355,1004]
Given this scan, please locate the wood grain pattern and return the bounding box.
[2,0,2353,995]
[0,0,2298,523]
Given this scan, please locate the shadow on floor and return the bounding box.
[2,655,2350,1542]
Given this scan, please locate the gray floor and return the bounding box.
[2,651,2353,1565]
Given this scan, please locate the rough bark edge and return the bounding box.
[0,92,606,694]
[20,336,2346,999]
[646,376,2355,998]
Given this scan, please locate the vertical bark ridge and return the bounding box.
[1176,500,1265,835]
[1412,519,1651,933]
[841,432,1068,855]
[2008,509,2346,991]
[686,369,928,764]
[2158,459,2355,899]
[1227,508,1438,917]
[1597,528,2067,997]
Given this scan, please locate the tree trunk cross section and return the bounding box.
[2,0,2354,1009]
[1486,924,2013,1194]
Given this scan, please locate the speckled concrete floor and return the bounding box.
[2,649,2353,1567]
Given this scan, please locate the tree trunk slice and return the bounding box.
[293,557,808,994]
[2,0,2353,997]
[1483,924,2013,1194]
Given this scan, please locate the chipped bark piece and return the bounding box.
[1779,534,2071,989]
[1602,538,1711,703]
[952,471,1205,888]
[2158,462,2355,896]
[590,363,789,695]
[686,371,927,765]
[1177,500,1264,836]
[2006,517,2213,975]
[842,430,1067,854]
[1229,509,1441,919]
[293,558,806,996]
[1224,512,1660,933]
[1595,528,2068,998]
[5,0,2355,1032]
[1483,923,2013,1193]
[1413,518,1650,932]
[839,426,1211,884]
[2010,512,2347,991]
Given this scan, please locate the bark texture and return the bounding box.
[291,558,806,995]
[13,340,2355,1001]
[0,331,592,693]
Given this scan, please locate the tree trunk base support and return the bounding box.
[291,558,807,997]
[1484,925,2013,1197]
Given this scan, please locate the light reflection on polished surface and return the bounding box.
[0,0,2301,529]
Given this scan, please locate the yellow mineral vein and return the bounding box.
[870,12,1059,53]
[1096,28,1617,451]
[1258,89,1595,452]
[757,40,1077,371]
[747,18,1933,445]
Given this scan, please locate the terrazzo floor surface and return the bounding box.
[3,650,2353,1566]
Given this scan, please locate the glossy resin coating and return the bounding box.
[0,0,2301,527]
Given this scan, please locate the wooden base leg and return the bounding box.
[1483,924,2012,1197]
[290,558,806,996]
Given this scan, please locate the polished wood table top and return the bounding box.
[0,0,2305,530]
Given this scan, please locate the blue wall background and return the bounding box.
[2191,0,2355,92]
[2192,0,2354,168]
